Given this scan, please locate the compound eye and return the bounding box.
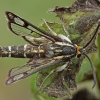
[77,54,81,58]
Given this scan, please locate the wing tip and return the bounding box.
[5,78,13,85]
[5,11,11,20]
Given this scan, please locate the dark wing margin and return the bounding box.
[5,58,62,85]
[5,11,63,42]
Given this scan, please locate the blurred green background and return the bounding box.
[0,0,75,100]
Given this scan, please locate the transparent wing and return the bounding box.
[5,11,63,43]
[5,58,62,85]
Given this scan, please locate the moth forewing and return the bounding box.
[5,11,63,42]
[5,58,62,85]
[9,22,33,36]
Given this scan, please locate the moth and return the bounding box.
[1,11,99,89]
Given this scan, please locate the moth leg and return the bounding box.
[62,22,70,38]
[39,62,69,90]
[42,18,71,42]
[42,18,57,36]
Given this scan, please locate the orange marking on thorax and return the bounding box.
[75,45,82,55]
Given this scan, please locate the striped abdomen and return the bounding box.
[0,44,46,58]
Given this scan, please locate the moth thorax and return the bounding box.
[62,46,76,55]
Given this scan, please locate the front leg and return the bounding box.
[39,61,69,90]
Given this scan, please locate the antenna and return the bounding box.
[80,21,100,88]
[82,21,100,49]
[83,53,96,89]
